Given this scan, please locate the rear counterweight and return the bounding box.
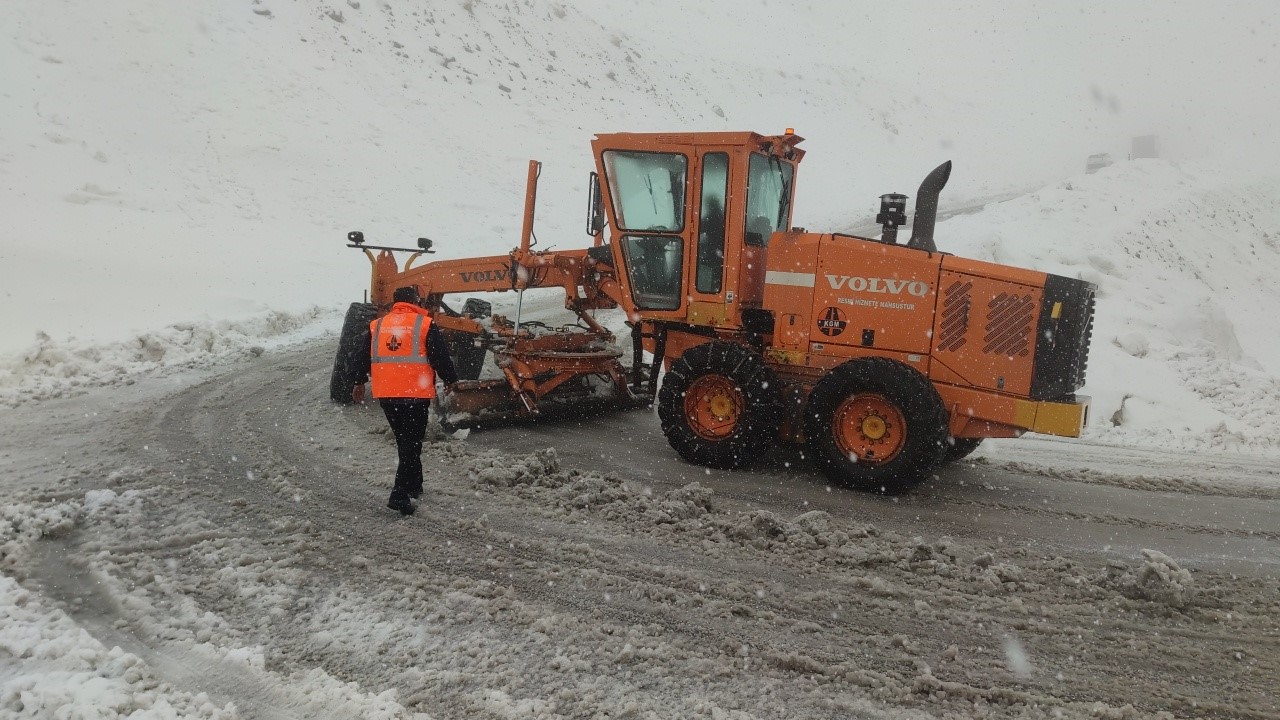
[1030,274,1096,400]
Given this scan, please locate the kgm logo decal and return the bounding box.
[817,307,847,337]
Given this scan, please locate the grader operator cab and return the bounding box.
[332,131,1094,493]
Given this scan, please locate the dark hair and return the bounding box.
[392,286,421,304]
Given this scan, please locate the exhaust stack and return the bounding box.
[906,161,952,253]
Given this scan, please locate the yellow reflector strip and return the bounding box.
[1051,301,1062,319]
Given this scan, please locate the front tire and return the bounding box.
[444,331,488,380]
[448,298,493,381]
[657,342,781,469]
[329,302,377,404]
[804,357,947,494]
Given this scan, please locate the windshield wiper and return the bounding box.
[772,157,792,228]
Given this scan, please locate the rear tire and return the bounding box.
[329,302,377,404]
[657,342,781,470]
[804,357,947,494]
[943,437,983,463]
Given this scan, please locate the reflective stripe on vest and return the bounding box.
[369,312,437,399]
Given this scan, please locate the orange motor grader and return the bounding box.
[332,130,1094,493]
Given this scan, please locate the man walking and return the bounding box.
[365,286,458,515]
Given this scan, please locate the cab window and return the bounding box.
[696,153,729,294]
[601,151,687,232]
[621,235,683,310]
[744,153,794,246]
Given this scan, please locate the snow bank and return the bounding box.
[9,0,1276,359]
[0,306,338,407]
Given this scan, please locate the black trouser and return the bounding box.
[379,398,432,496]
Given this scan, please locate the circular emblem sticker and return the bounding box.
[817,307,847,337]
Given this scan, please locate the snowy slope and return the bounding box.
[0,0,926,353]
[7,0,1280,355]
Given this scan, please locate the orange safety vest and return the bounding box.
[369,305,438,399]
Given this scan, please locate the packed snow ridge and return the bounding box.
[0,307,339,407]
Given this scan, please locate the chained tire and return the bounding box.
[804,357,948,494]
[657,342,782,470]
[329,302,378,404]
[942,437,983,463]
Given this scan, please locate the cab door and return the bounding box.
[738,153,796,309]
[600,149,691,315]
[687,151,732,328]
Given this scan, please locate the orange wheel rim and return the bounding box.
[684,375,743,441]
[833,393,906,464]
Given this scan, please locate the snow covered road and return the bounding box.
[3,338,1278,718]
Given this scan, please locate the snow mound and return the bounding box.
[1106,549,1196,610]
[0,499,81,576]
[468,447,562,488]
[0,307,338,407]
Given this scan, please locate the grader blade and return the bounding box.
[436,332,649,431]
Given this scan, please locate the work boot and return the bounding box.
[387,491,415,516]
